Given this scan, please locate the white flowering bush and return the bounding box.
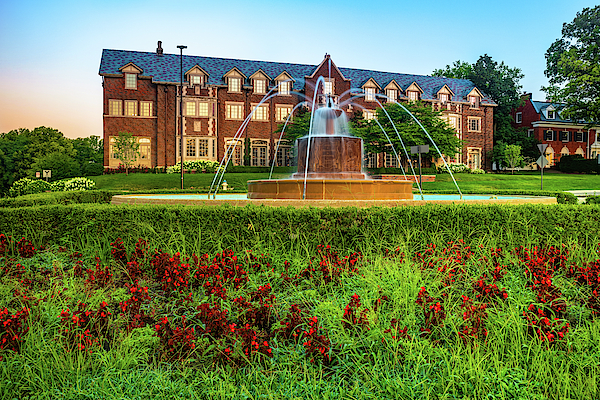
[437,163,471,174]
[470,168,486,174]
[8,178,53,197]
[58,177,96,191]
[167,160,220,173]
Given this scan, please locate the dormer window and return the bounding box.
[547,109,556,119]
[386,89,397,103]
[365,87,376,101]
[228,77,241,92]
[278,81,291,95]
[469,96,480,109]
[125,73,137,89]
[323,79,334,96]
[408,91,419,101]
[254,79,266,94]
[439,93,450,103]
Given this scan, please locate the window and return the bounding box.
[515,112,522,123]
[575,131,584,142]
[544,130,556,141]
[225,139,243,166]
[138,138,151,165]
[251,104,269,121]
[439,93,450,103]
[323,79,334,95]
[527,129,534,138]
[190,75,202,86]
[199,139,209,157]
[276,141,291,166]
[125,100,137,116]
[468,117,481,132]
[185,102,196,116]
[140,101,152,117]
[254,79,266,94]
[226,103,244,120]
[365,152,377,168]
[469,96,480,109]
[279,81,291,95]
[408,91,419,101]
[547,109,556,119]
[365,87,376,101]
[109,100,122,116]
[125,73,137,89]
[228,77,241,92]
[186,138,196,157]
[559,131,570,142]
[251,140,268,166]
[276,105,293,122]
[198,102,209,117]
[448,115,461,132]
[385,152,398,168]
[386,89,397,103]
[467,148,482,169]
[363,110,375,121]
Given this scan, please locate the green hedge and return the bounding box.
[0,190,113,208]
[559,155,600,174]
[1,203,599,253]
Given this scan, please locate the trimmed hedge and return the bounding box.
[1,203,599,253]
[559,155,600,174]
[0,190,113,208]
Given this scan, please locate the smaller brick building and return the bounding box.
[511,94,600,166]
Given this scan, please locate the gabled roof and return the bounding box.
[531,101,572,123]
[99,49,496,104]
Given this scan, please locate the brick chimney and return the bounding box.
[156,41,163,56]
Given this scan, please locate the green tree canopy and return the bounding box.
[28,152,81,181]
[543,5,600,124]
[503,144,525,174]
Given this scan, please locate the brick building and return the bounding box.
[511,94,600,166]
[99,44,496,170]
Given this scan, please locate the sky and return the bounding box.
[0,0,596,139]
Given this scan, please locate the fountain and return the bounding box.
[246,96,413,200]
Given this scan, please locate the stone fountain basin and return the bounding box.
[247,179,413,200]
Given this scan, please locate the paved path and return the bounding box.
[565,190,600,203]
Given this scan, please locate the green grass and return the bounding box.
[90,173,289,192]
[1,227,600,399]
[88,171,600,194]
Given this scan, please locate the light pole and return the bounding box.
[177,45,187,190]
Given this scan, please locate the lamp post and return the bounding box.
[177,45,187,190]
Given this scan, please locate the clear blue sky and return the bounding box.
[0,0,596,138]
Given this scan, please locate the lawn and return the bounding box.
[89,171,600,193]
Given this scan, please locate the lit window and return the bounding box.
[186,139,196,157]
[125,100,137,116]
[515,112,522,123]
[125,73,137,89]
[185,102,196,116]
[386,89,397,103]
[364,110,375,121]
[198,102,209,117]
[279,81,290,95]
[365,87,376,101]
[469,96,480,109]
[199,139,209,157]
[140,101,152,117]
[408,91,419,101]
[468,117,481,132]
[365,153,377,168]
[190,75,202,86]
[251,104,269,121]
[439,93,450,103]
[251,140,268,166]
[225,139,243,165]
[229,77,241,92]
[109,100,122,116]
[254,79,266,94]
[276,105,293,121]
[226,103,244,120]
[138,138,151,163]
[385,152,398,168]
[323,79,334,95]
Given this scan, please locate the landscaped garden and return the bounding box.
[1,203,600,399]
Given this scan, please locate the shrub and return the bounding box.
[470,168,486,174]
[436,163,471,174]
[556,192,578,204]
[559,154,600,174]
[60,177,96,191]
[167,160,220,174]
[8,178,52,197]
[585,195,600,205]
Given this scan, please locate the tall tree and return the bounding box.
[113,131,140,175]
[431,60,473,80]
[503,144,524,174]
[543,6,600,124]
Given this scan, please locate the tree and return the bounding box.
[503,144,524,174]
[0,148,13,195]
[278,106,311,143]
[73,136,104,176]
[113,131,140,175]
[29,152,81,181]
[543,6,600,124]
[431,60,473,79]
[353,102,462,162]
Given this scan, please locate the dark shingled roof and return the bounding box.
[99,49,496,105]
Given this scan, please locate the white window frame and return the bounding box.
[140,101,152,117]
[275,105,293,122]
[190,75,203,86]
[547,109,556,119]
[275,140,292,166]
[254,79,266,94]
[124,100,137,116]
[278,80,291,95]
[186,138,196,157]
[226,102,244,120]
[109,99,122,116]
[364,87,376,102]
[408,91,419,101]
[515,112,522,123]
[439,93,450,103]
[468,117,481,132]
[469,96,480,109]
[323,79,334,96]
[198,102,209,117]
[228,77,241,93]
[185,101,196,117]
[251,139,269,166]
[386,89,397,103]
[125,73,137,89]
[527,129,534,138]
[251,104,269,121]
